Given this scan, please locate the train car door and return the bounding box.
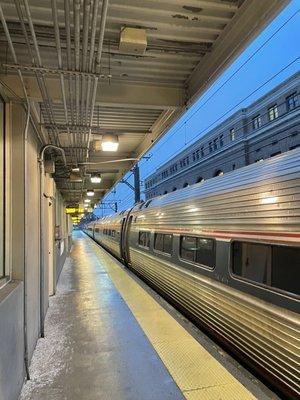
[124,215,133,265]
[120,210,133,265]
[120,217,127,261]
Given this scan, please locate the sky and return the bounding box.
[95,0,300,217]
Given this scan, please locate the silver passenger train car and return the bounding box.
[84,149,300,398]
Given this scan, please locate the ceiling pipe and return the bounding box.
[82,0,92,149]
[86,0,109,161]
[89,0,100,73]
[73,0,81,157]
[51,0,75,164]
[85,1,100,141]
[79,158,139,165]
[64,0,76,155]
[20,0,60,145]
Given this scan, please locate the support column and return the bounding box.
[133,164,140,204]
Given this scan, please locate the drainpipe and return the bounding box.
[38,145,66,338]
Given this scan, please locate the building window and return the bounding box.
[196,177,204,183]
[214,170,224,177]
[219,134,224,147]
[230,128,235,141]
[268,104,278,121]
[290,144,300,150]
[200,146,204,157]
[232,241,300,296]
[286,92,298,111]
[172,187,177,191]
[213,138,218,150]
[209,142,212,153]
[183,182,189,188]
[270,151,281,157]
[252,115,262,130]
[180,157,189,168]
[232,164,236,170]
[180,236,216,269]
[154,233,173,255]
[138,231,150,248]
[0,98,5,283]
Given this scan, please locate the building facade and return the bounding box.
[145,72,300,199]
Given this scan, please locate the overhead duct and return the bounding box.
[119,27,147,55]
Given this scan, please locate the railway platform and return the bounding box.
[20,231,278,400]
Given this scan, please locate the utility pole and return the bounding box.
[133,164,140,203]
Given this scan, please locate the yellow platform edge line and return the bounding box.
[90,241,257,400]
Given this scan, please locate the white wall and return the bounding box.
[0,101,70,400]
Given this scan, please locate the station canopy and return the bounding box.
[0,0,288,207]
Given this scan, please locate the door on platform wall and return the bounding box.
[42,178,55,311]
[47,198,54,296]
[42,196,49,310]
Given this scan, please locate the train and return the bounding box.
[83,149,300,398]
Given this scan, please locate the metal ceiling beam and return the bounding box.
[0,75,184,109]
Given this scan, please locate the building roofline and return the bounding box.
[145,71,300,182]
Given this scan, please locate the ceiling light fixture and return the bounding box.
[84,199,91,203]
[90,174,102,183]
[101,134,119,152]
[87,189,95,197]
[69,173,82,182]
[71,166,80,172]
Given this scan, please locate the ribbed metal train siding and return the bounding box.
[133,150,300,234]
[129,248,300,395]
[96,235,120,259]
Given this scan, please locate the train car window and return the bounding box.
[163,234,173,254]
[144,200,152,208]
[180,236,197,262]
[196,238,216,268]
[180,236,215,268]
[154,233,164,252]
[154,233,173,254]
[112,230,116,238]
[138,231,150,248]
[272,246,300,295]
[232,242,271,284]
[232,241,300,296]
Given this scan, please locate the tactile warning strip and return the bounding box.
[90,240,257,400]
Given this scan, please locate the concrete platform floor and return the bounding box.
[20,232,183,400]
[20,232,277,400]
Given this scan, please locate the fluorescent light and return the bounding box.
[84,199,91,203]
[71,166,80,172]
[90,174,101,183]
[101,134,119,152]
[87,189,95,197]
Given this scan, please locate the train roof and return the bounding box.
[133,148,300,211]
